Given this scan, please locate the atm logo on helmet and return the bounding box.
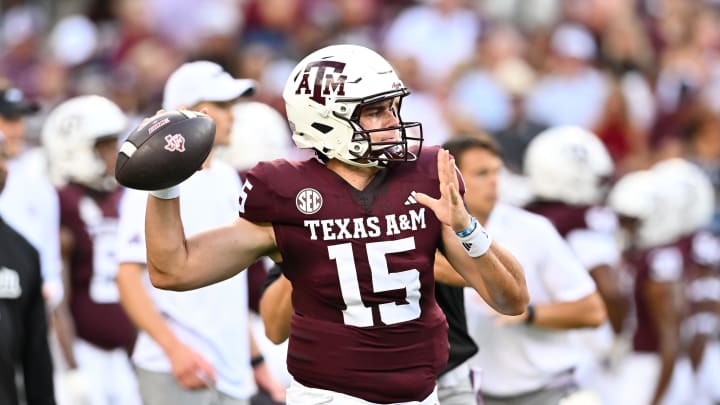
[295,61,347,105]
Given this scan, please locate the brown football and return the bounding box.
[115,110,215,190]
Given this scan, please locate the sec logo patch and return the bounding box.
[296,188,323,214]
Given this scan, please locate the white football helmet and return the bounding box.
[609,169,692,249]
[608,170,657,221]
[42,95,127,190]
[651,158,715,236]
[282,44,423,167]
[214,101,292,171]
[608,170,668,248]
[524,126,614,205]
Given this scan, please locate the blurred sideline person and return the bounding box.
[141,44,528,404]
[436,135,606,405]
[0,84,63,309]
[116,60,285,405]
[0,133,55,404]
[215,100,296,396]
[607,162,715,405]
[42,96,141,405]
[0,82,67,405]
[522,126,629,396]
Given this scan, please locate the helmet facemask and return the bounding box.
[337,88,423,167]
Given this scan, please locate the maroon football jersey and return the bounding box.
[625,237,690,353]
[239,147,450,403]
[524,201,613,238]
[58,184,136,354]
[681,231,720,337]
[238,169,273,314]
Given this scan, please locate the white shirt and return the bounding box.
[116,159,255,399]
[465,203,597,396]
[525,68,609,129]
[0,148,63,307]
[383,4,479,83]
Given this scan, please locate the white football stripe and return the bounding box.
[119,141,138,158]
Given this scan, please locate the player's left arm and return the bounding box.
[415,149,528,315]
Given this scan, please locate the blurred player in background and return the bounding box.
[606,162,714,405]
[652,159,720,405]
[522,126,630,397]
[42,95,141,405]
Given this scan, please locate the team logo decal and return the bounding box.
[296,188,323,215]
[294,61,347,105]
[164,134,186,152]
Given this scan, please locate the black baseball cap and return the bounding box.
[0,87,39,119]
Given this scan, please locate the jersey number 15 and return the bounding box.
[329,236,421,327]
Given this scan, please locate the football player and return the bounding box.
[653,160,720,405]
[606,163,713,405]
[522,126,631,398]
[42,95,142,405]
[142,44,528,404]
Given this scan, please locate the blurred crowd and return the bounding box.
[2,0,720,204]
[2,0,720,192]
[2,0,720,404]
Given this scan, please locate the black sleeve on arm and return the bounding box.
[260,264,283,295]
[23,252,55,405]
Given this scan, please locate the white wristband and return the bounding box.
[457,224,492,257]
[149,185,180,199]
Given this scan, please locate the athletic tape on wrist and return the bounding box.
[457,224,492,257]
[149,185,181,199]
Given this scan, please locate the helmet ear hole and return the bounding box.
[350,142,367,155]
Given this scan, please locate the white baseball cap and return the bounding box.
[163,61,256,110]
